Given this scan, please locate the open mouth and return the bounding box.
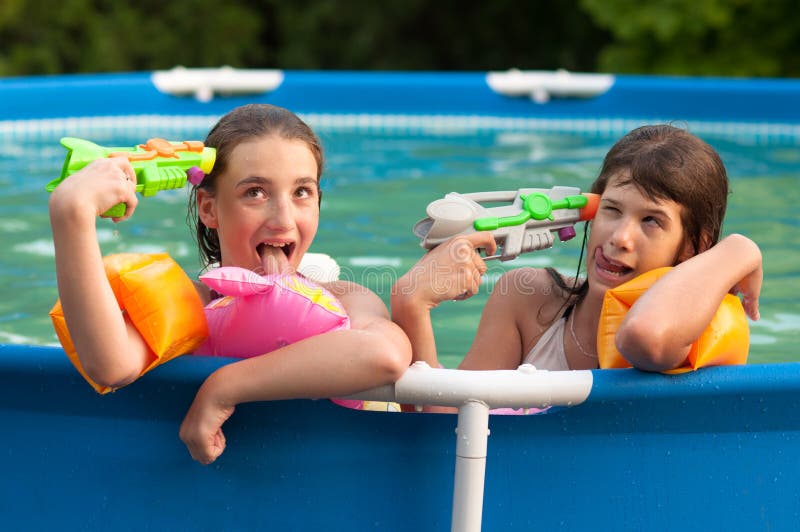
[257,241,294,259]
[256,241,296,275]
[594,248,633,279]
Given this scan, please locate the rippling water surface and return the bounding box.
[1,119,797,367]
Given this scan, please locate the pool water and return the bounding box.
[1,119,798,367]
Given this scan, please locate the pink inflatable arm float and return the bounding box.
[194,266,350,358]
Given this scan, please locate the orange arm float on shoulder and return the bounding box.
[50,253,209,394]
[597,267,749,374]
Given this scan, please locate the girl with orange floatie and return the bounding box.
[392,125,762,405]
[49,104,411,463]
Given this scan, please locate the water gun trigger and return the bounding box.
[477,247,503,261]
[103,203,129,219]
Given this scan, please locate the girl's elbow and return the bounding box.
[365,321,412,382]
[74,318,151,390]
[381,333,413,382]
[83,364,139,389]
[615,318,681,372]
[81,356,141,390]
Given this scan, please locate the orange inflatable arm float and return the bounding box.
[50,253,208,394]
[597,267,749,373]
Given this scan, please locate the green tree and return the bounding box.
[0,0,266,75]
[0,0,608,75]
[3,0,799,77]
[580,0,800,76]
[268,0,608,71]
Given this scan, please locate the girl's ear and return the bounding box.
[677,231,713,263]
[696,231,715,255]
[676,241,695,263]
[196,189,219,229]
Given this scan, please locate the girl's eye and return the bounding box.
[295,186,315,199]
[245,187,267,199]
[643,215,661,227]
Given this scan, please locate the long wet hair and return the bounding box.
[188,104,324,269]
[546,124,730,314]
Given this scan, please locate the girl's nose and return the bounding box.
[265,198,293,231]
[609,218,635,251]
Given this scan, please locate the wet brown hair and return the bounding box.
[188,104,324,268]
[590,124,728,256]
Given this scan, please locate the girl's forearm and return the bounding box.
[617,234,761,370]
[390,292,441,369]
[202,319,410,407]
[50,203,148,386]
[180,301,412,465]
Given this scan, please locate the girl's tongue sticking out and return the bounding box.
[594,247,633,284]
[257,242,294,276]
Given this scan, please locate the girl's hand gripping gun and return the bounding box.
[413,186,600,261]
[46,137,216,218]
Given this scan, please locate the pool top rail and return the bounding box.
[3,68,800,127]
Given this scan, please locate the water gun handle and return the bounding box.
[46,138,216,218]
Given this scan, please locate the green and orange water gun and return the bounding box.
[413,186,600,261]
[46,137,216,217]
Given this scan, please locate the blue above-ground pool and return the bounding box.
[1,69,799,531]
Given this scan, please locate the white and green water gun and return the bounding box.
[413,186,600,261]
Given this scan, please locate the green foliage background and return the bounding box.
[1,0,798,76]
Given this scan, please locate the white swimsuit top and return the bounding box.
[522,311,570,371]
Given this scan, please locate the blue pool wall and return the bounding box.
[2,344,799,531]
[3,70,800,124]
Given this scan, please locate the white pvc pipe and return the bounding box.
[342,363,594,532]
[451,400,490,532]
[345,362,593,410]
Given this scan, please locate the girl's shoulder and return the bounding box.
[494,267,573,323]
[322,279,374,297]
[322,280,388,319]
[495,267,574,297]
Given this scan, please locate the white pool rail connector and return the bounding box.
[348,362,594,532]
[152,66,284,102]
[486,69,615,103]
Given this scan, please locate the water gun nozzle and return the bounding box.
[579,193,600,221]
